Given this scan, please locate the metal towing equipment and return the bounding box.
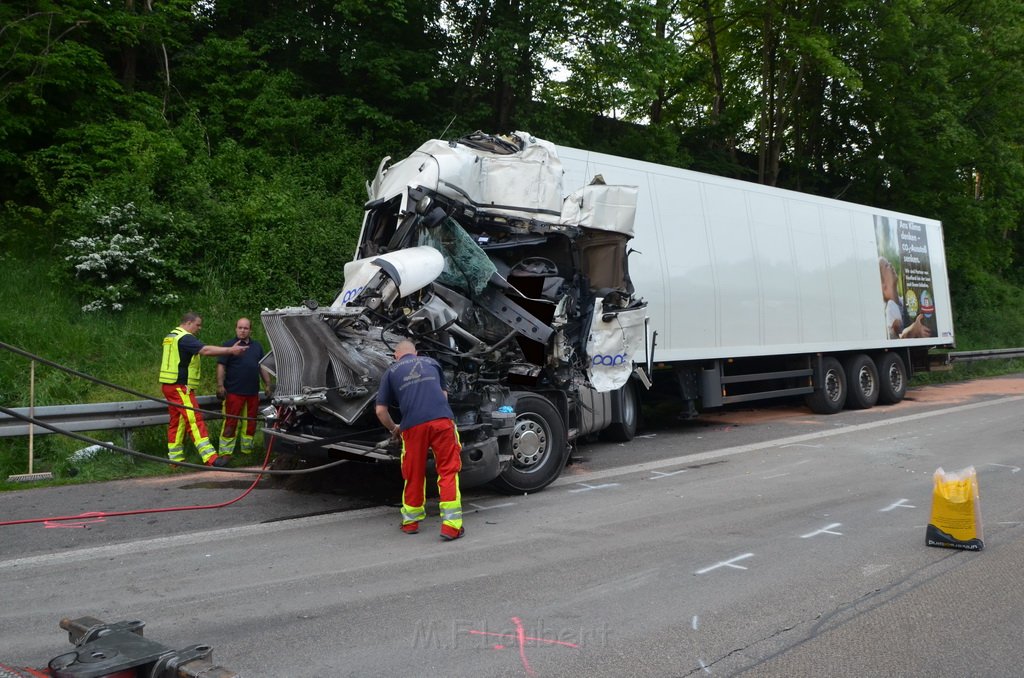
[0,616,237,677]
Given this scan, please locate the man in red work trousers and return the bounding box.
[375,340,464,541]
[216,317,273,458]
[159,312,247,467]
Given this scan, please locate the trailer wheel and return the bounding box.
[490,396,568,494]
[876,352,908,404]
[805,356,847,414]
[843,354,879,410]
[602,382,640,442]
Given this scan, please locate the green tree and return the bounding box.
[440,0,571,133]
[1,1,196,247]
[2,1,121,239]
[848,0,1024,281]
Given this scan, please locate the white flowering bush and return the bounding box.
[62,199,182,312]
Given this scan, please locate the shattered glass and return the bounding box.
[418,218,497,296]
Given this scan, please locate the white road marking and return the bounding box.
[469,501,515,511]
[548,395,1024,489]
[696,553,754,575]
[762,472,789,479]
[699,658,711,673]
[0,505,393,570]
[880,499,915,512]
[650,469,688,479]
[692,615,699,630]
[568,482,620,493]
[988,463,1021,473]
[801,523,843,538]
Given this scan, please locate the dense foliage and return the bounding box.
[2,0,1023,314]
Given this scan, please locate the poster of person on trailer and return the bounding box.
[875,215,937,340]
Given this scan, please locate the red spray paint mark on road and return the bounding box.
[467,616,579,677]
[44,512,106,528]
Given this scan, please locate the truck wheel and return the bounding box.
[805,356,847,414]
[602,382,640,442]
[843,354,879,410]
[876,352,908,404]
[490,396,568,494]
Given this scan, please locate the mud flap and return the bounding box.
[451,438,501,488]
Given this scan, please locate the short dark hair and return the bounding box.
[181,311,201,324]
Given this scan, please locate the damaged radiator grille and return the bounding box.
[261,307,395,425]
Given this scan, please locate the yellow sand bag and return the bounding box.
[926,466,983,551]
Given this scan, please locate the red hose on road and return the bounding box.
[0,442,274,528]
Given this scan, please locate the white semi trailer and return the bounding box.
[261,131,954,492]
[557,144,954,416]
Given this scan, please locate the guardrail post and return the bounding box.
[6,360,54,482]
[28,360,35,473]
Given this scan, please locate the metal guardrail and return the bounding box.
[947,348,1024,363]
[0,396,222,439]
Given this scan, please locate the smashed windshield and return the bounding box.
[418,218,497,296]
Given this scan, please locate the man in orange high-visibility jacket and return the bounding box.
[375,340,464,541]
[159,312,247,467]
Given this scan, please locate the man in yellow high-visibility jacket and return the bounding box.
[160,312,247,467]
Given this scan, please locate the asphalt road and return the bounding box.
[2,375,1023,676]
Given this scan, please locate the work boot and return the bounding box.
[440,525,464,541]
[400,522,419,534]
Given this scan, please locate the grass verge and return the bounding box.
[0,253,271,489]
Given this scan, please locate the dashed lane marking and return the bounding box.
[801,523,843,538]
[469,502,516,511]
[568,483,620,493]
[695,553,754,575]
[649,470,688,479]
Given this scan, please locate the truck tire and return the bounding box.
[490,396,568,494]
[843,353,879,410]
[876,352,908,404]
[602,381,640,442]
[805,356,847,414]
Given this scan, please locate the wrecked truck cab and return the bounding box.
[261,131,649,493]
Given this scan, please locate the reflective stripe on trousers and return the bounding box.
[220,393,259,455]
[399,419,463,529]
[163,383,217,463]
